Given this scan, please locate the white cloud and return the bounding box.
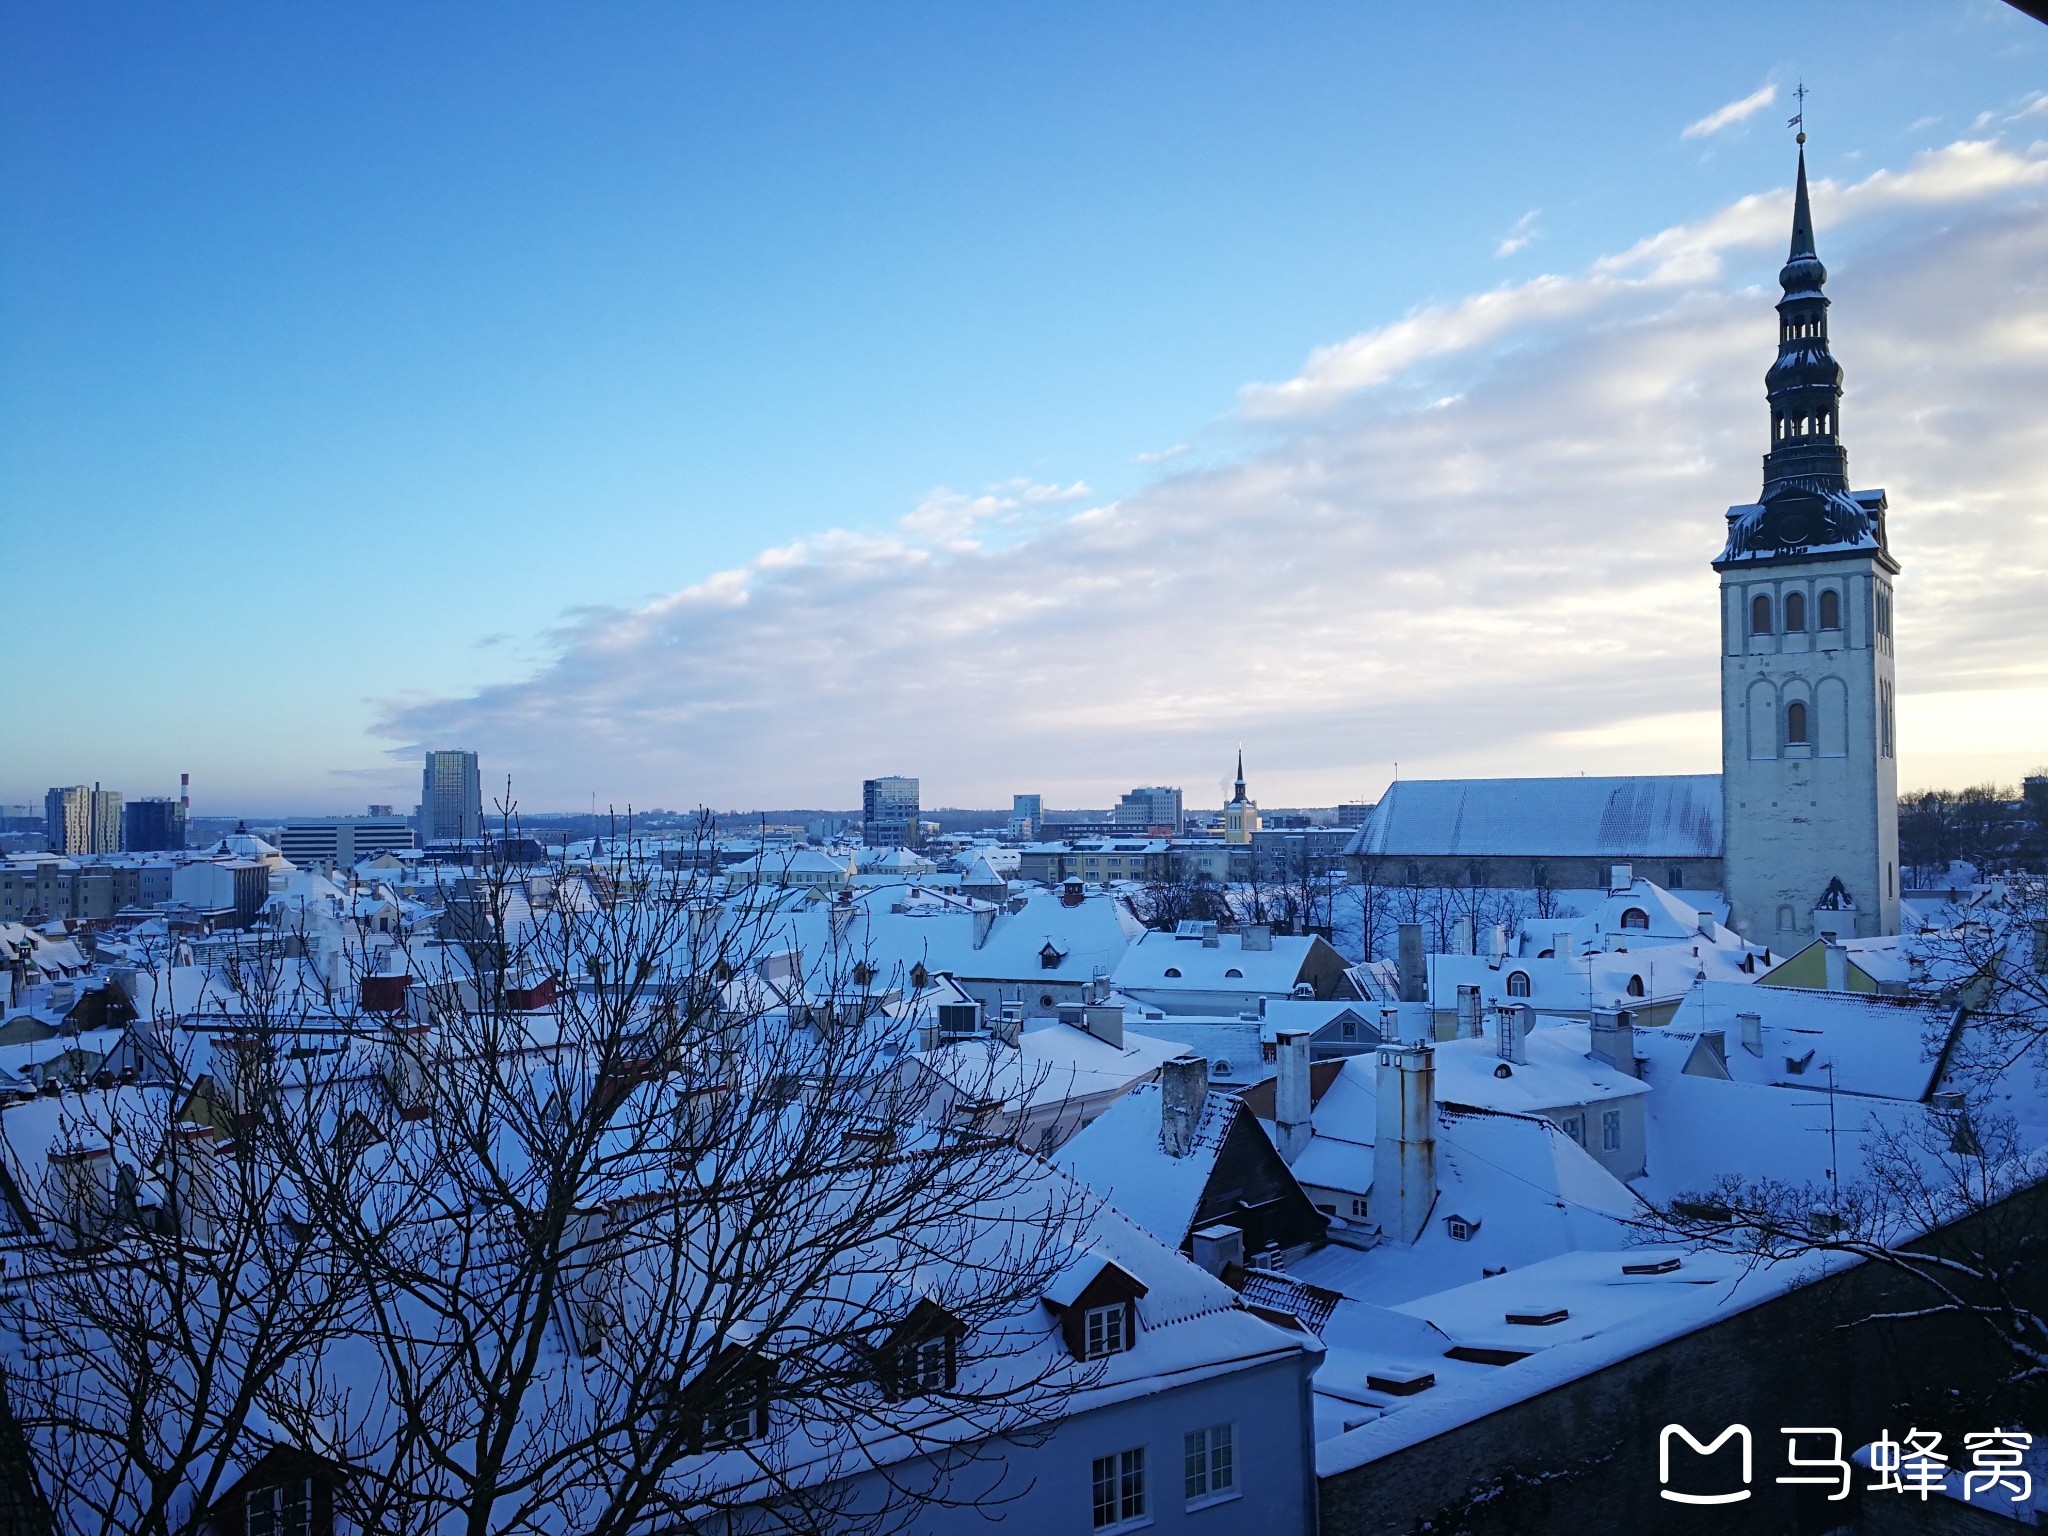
[1496,209,1541,259]
[2013,92,2048,123]
[1681,84,1778,140]
[381,139,2048,810]
[1135,444,1189,465]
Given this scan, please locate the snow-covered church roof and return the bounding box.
[1344,775,1723,862]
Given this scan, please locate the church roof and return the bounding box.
[1343,775,1723,862]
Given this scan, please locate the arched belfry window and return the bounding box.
[1785,700,1809,746]
[1784,592,1806,632]
[1751,594,1773,635]
[1818,589,1841,631]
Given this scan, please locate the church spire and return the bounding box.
[1233,748,1246,803]
[1761,135,1848,497]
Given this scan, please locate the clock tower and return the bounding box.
[1717,139,1900,943]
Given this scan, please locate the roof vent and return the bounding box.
[1366,1370,1436,1396]
[1505,1308,1569,1327]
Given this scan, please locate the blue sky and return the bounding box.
[4,2,2045,814]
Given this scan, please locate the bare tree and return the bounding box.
[6,804,1099,1536]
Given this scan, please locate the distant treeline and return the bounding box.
[1899,774,2048,880]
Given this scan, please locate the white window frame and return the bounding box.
[1184,1421,1238,1508]
[1349,1195,1369,1219]
[1602,1108,1622,1153]
[1560,1114,1585,1147]
[247,1478,314,1536]
[1083,1302,1128,1359]
[1092,1445,1148,1530]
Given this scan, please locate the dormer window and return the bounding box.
[909,962,929,989]
[1223,968,1243,979]
[1619,908,1649,931]
[1444,1215,1480,1242]
[1506,971,1530,997]
[1084,1302,1129,1359]
[1163,966,1182,979]
[1626,974,1646,998]
[852,962,876,987]
[1039,943,1063,970]
[247,1478,313,1536]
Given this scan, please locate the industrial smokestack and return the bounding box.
[180,773,190,814]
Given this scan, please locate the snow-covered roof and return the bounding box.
[1111,929,1320,996]
[1053,1084,1240,1248]
[1345,775,1723,861]
[1431,1023,1651,1115]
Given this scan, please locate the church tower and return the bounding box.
[1223,749,1262,845]
[1717,139,1900,943]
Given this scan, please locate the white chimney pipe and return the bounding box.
[1372,1043,1436,1244]
[1274,1029,1312,1165]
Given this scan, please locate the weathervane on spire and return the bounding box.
[1788,80,1807,144]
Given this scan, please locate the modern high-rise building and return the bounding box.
[44,784,123,854]
[1114,786,1184,835]
[1717,139,1900,942]
[123,797,187,852]
[420,750,484,844]
[861,776,920,849]
[277,813,416,872]
[1010,793,1043,838]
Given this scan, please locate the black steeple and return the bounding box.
[1761,139,1849,496]
[1233,748,1246,803]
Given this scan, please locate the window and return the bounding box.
[1404,862,1421,886]
[1601,1109,1622,1152]
[1505,971,1531,998]
[1666,865,1684,890]
[1877,587,1893,636]
[909,963,929,989]
[1560,1114,1585,1147]
[1784,591,1806,632]
[1785,700,1808,746]
[1818,588,1841,630]
[1039,994,1055,1008]
[1880,681,1895,757]
[1223,967,1243,979]
[1185,1423,1237,1505]
[1092,1447,1147,1530]
[1619,907,1649,930]
[1625,974,1646,998]
[1083,1303,1129,1359]
[248,1480,313,1536]
[1350,1195,1369,1219]
[894,1334,955,1397]
[1750,593,1773,635]
[1163,967,1182,979]
[1445,1216,1476,1242]
[702,1385,770,1448]
[1777,904,1796,931]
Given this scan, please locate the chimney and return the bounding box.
[972,905,998,949]
[1372,1043,1436,1244]
[1189,1222,1245,1277]
[1274,1028,1312,1164]
[384,1020,434,1119]
[1494,1002,1531,1065]
[1739,1011,1763,1056]
[1609,864,1633,893]
[1487,925,1507,964]
[1823,940,1849,992]
[1241,924,1273,952]
[1081,1003,1124,1051]
[1060,878,1085,908]
[1697,911,1717,941]
[1455,984,1482,1039]
[1397,923,1426,1003]
[1589,1008,1639,1078]
[1451,916,1474,956]
[1159,1056,1209,1158]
